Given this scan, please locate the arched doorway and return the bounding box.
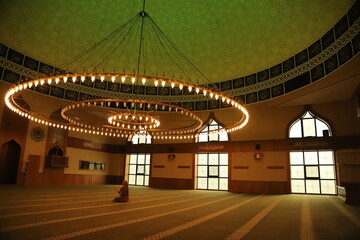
[0,140,21,184]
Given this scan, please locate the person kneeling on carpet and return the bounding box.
[114,180,129,202]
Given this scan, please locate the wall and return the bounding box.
[65,147,124,176]
[150,153,194,189]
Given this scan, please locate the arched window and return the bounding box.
[289,111,331,138]
[196,119,228,191]
[289,111,336,195]
[127,132,151,186]
[131,131,151,144]
[198,120,228,142]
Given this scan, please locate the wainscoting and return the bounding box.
[150,177,194,189]
[24,155,122,185]
[229,180,290,194]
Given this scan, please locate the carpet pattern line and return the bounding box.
[40,194,244,240]
[224,197,283,240]
[142,195,264,240]
[0,194,214,232]
[300,197,315,240]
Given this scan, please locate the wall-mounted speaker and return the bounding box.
[323,130,329,137]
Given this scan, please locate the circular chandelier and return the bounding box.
[4,1,249,140]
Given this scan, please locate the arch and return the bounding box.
[0,140,21,184]
[288,106,333,138]
[196,112,229,143]
[48,145,64,156]
[129,131,151,145]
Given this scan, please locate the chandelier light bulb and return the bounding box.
[171,82,175,88]
[81,76,85,82]
[121,76,126,83]
[63,77,68,83]
[203,90,207,96]
[154,80,159,86]
[111,76,116,82]
[179,84,183,90]
[131,77,136,83]
[188,86,192,92]
[161,81,165,87]
[101,76,105,82]
[91,76,96,82]
[142,78,146,84]
[72,76,76,82]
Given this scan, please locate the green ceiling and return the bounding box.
[0,0,355,83]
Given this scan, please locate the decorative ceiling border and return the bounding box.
[0,1,359,109]
[226,19,360,97]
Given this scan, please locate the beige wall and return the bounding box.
[66,147,124,176]
[151,153,193,179]
[23,121,48,173]
[231,151,288,181]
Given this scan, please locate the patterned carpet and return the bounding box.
[0,185,359,240]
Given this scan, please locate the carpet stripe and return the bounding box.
[0,189,154,204]
[41,194,242,240]
[143,195,264,240]
[0,194,211,232]
[224,197,282,240]
[300,197,315,240]
[0,192,171,210]
[0,192,192,219]
[329,197,360,227]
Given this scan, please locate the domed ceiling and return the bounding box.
[0,0,355,83]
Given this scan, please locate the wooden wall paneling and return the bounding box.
[150,177,193,189]
[122,136,360,154]
[228,180,290,194]
[25,155,42,185]
[0,104,29,184]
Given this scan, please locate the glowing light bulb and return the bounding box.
[179,84,183,90]
[161,81,165,87]
[188,86,192,92]
[81,76,85,82]
[72,76,77,82]
[215,94,219,100]
[55,78,59,84]
[154,80,159,86]
[196,88,200,94]
[210,92,214,98]
[101,76,105,82]
[63,77,68,83]
[131,77,136,84]
[171,82,175,88]
[40,80,45,85]
[203,90,207,96]
[121,76,126,83]
[142,78,146,85]
[91,76,95,82]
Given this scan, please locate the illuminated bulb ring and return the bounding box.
[4,73,249,138]
[108,113,160,130]
[60,98,203,134]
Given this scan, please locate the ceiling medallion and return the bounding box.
[4,1,249,140]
